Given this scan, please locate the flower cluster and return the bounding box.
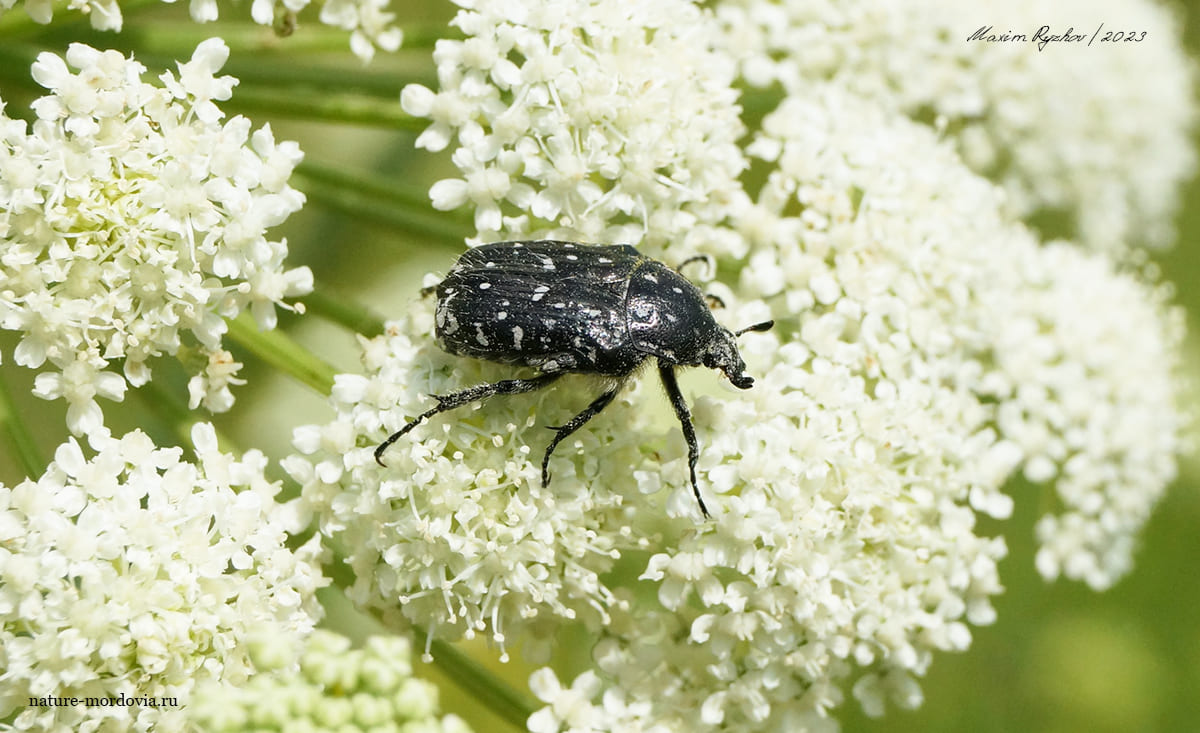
[401,0,747,257]
[190,629,473,732]
[714,0,1197,255]
[0,40,311,440]
[284,311,679,663]
[742,91,1186,589]
[980,244,1185,589]
[0,424,325,732]
[0,0,401,62]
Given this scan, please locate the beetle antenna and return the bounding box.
[736,320,774,336]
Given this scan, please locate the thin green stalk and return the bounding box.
[305,287,387,337]
[226,314,337,396]
[114,20,453,57]
[128,37,438,99]
[0,371,44,478]
[294,161,470,245]
[322,554,536,732]
[123,22,390,57]
[300,158,442,211]
[412,627,537,731]
[218,59,430,98]
[223,85,426,128]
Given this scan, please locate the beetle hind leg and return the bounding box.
[657,362,710,518]
[375,373,562,466]
[541,385,622,488]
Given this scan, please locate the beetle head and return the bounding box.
[702,320,774,389]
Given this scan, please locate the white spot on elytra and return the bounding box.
[485,261,496,268]
[497,311,508,320]
[512,326,523,349]
[672,287,683,293]
[566,254,578,261]
[553,302,565,308]
[532,285,549,301]
[474,323,488,345]
[643,273,658,283]
[598,257,612,263]
[478,282,491,290]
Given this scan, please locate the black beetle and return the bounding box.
[375,240,773,517]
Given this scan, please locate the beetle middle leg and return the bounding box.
[375,373,563,466]
[657,362,710,518]
[540,384,623,487]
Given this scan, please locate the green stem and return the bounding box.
[0,371,45,478]
[113,21,452,57]
[305,286,387,337]
[321,554,536,731]
[299,158,438,211]
[224,85,426,128]
[294,160,470,245]
[412,627,537,731]
[220,58,429,99]
[226,314,337,396]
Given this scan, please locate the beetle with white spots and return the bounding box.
[375,240,773,518]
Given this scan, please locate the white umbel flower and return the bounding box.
[982,244,1185,590]
[0,40,311,439]
[0,424,326,732]
[401,0,747,255]
[519,84,1185,729]
[715,0,1197,255]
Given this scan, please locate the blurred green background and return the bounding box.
[0,1,1198,731]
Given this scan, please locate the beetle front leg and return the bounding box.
[658,362,710,518]
[375,373,563,466]
[541,384,622,487]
